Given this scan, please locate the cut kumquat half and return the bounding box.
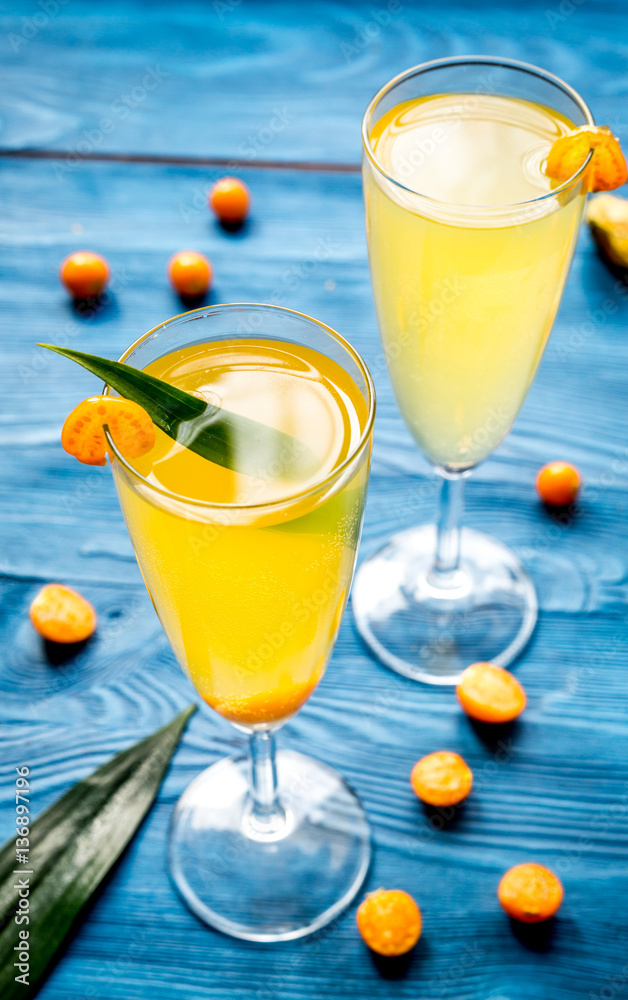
[498,863,564,923]
[356,889,422,957]
[411,751,473,807]
[30,583,97,644]
[61,395,155,467]
[457,662,527,724]
[546,126,627,193]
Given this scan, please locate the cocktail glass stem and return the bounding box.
[428,474,465,588]
[246,730,287,838]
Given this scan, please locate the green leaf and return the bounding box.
[0,704,196,1000]
[39,344,316,480]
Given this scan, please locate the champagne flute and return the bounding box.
[353,57,592,683]
[107,304,375,940]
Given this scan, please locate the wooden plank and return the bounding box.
[1,0,628,162]
[0,153,627,1000]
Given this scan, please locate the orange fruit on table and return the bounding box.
[536,461,581,507]
[168,250,213,297]
[457,662,526,724]
[410,751,473,807]
[356,889,422,956]
[62,395,155,467]
[60,251,110,298]
[545,126,627,192]
[209,176,250,224]
[30,583,97,644]
[498,863,564,923]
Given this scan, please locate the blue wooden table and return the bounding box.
[2,2,628,997]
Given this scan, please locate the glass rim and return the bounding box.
[104,302,376,513]
[361,54,595,213]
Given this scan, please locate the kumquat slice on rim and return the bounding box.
[61,395,155,467]
[546,125,627,193]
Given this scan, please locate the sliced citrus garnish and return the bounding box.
[546,126,627,192]
[456,662,527,724]
[498,863,564,923]
[61,395,155,466]
[356,889,422,956]
[30,583,97,643]
[410,751,473,807]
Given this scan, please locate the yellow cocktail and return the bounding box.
[353,57,593,683]
[107,304,375,942]
[114,337,369,727]
[365,93,585,470]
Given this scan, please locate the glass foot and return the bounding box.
[352,524,537,685]
[169,749,371,942]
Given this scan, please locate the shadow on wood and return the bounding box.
[466,717,522,756]
[370,940,422,980]
[421,799,468,831]
[509,915,557,953]
[43,636,92,666]
[71,291,120,323]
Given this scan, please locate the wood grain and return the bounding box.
[1,0,628,162]
[1,3,628,999]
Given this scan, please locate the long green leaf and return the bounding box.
[40,344,316,480]
[0,704,196,999]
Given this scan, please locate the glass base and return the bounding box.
[169,749,371,942]
[352,524,537,685]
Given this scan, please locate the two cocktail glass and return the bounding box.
[106,56,591,943]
